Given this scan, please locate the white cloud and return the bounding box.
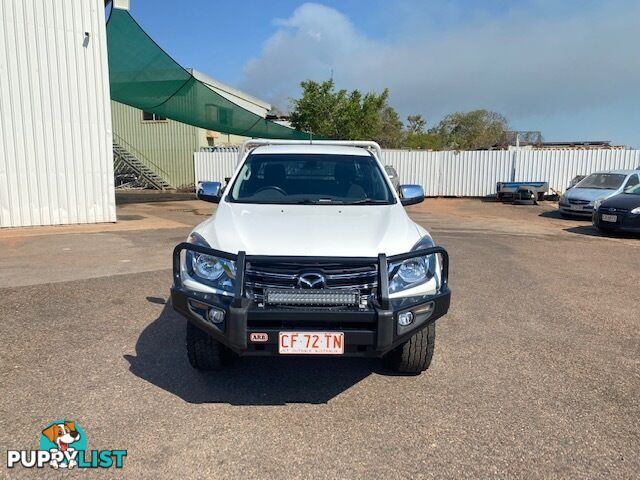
[240,1,640,143]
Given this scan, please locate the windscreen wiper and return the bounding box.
[291,198,342,204]
[345,199,390,205]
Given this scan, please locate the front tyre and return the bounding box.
[186,322,233,370]
[383,322,436,374]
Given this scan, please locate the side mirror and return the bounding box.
[400,184,424,206]
[196,181,222,203]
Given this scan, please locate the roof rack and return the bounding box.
[238,139,383,164]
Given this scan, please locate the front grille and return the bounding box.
[568,199,591,205]
[601,207,629,214]
[245,260,378,307]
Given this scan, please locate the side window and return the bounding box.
[626,175,639,189]
[142,111,166,122]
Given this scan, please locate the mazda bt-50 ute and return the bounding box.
[171,140,451,374]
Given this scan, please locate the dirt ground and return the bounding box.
[1,195,638,479]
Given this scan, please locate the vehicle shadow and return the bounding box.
[125,302,378,405]
[538,209,596,221]
[564,225,606,237]
[538,209,582,220]
[564,225,640,239]
[538,210,562,219]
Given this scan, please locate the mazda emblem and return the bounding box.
[297,272,326,289]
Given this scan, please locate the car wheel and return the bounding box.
[186,322,234,370]
[383,323,436,375]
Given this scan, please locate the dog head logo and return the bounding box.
[39,420,87,469]
[41,422,80,452]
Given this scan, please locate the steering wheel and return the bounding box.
[255,186,287,196]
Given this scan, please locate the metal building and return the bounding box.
[0,0,115,228]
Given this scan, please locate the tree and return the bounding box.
[375,106,404,148]
[403,131,443,150]
[406,114,426,134]
[430,110,509,150]
[289,79,395,143]
[402,114,442,150]
[289,80,342,138]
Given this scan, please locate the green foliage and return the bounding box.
[403,131,443,150]
[406,114,427,134]
[430,110,509,150]
[375,106,404,148]
[289,79,402,147]
[403,114,442,150]
[290,80,512,151]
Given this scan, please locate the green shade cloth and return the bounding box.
[106,8,309,140]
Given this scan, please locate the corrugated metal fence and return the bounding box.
[194,148,640,196]
[194,149,238,185]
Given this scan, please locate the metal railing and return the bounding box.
[113,132,172,181]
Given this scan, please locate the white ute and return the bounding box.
[171,140,451,374]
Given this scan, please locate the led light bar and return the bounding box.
[265,288,359,306]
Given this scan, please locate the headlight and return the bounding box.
[193,255,235,281]
[185,232,236,293]
[389,236,438,294]
[389,255,434,293]
[398,258,428,283]
[631,207,640,214]
[593,199,602,211]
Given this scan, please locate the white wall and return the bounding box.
[194,148,640,196]
[0,0,115,227]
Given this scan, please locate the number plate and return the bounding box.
[278,332,344,355]
[601,214,617,222]
[570,204,583,211]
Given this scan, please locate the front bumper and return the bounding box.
[559,202,593,216]
[593,210,640,232]
[171,244,451,357]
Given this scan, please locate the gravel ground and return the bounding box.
[1,198,638,479]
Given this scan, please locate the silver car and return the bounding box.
[558,170,640,217]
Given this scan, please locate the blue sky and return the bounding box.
[123,0,639,147]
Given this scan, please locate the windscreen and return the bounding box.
[229,154,395,205]
[576,173,626,189]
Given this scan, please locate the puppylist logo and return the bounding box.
[7,420,126,470]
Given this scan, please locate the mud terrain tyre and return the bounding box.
[186,322,233,370]
[384,322,436,374]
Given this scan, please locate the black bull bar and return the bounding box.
[171,243,450,354]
